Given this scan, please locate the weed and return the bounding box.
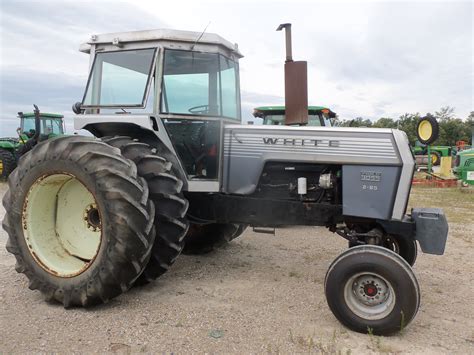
[288,271,301,278]
[288,329,347,354]
[367,326,395,353]
[399,311,406,334]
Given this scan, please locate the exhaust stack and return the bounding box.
[276,23,308,125]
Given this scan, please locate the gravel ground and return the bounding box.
[1,182,473,354]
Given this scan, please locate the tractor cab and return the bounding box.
[18,112,65,140]
[76,29,242,189]
[253,106,336,126]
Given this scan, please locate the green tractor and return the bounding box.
[412,144,451,166]
[0,108,64,178]
[253,105,336,126]
[453,148,474,186]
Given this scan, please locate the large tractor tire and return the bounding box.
[0,148,17,179]
[183,223,247,255]
[102,137,189,283]
[2,136,155,307]
[416,116,439,145]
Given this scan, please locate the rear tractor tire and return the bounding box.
[183,223,247,255]
[0,148,17,179]
[2,136,155,307]
[325,246,420,335]
[102,136,189,283]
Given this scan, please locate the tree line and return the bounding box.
[337,106,473,147]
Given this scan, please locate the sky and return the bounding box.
[0,0,472,135]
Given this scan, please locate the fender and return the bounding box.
[75,114,188,188]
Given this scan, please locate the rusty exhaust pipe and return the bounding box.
[277,23,308,125]
[277,23,293,62]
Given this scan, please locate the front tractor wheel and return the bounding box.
[430,151,441,166]
[325,246,420,335]
[0,148,16,179]
[382,234,417,266]
[2,136,155,307]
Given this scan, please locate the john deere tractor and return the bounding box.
[0,110,64,178]
[412,144,451,166]
[3,25,449,335]
[454,148,474,186]
[253,106,336,126]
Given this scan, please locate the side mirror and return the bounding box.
[72,102,84,114]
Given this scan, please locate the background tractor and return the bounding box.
[453,148,474,186]
[412,144,451,166]
[253,105,336,126]
[0,110,64,178]
[3,25,449,335]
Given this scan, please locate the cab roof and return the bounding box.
[253,106,336,118]
[79,28,243,58]
[20,113,64,119]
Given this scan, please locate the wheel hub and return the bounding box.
[22,173,102,277]
[354,275,390,306]
[364,283,378,297]
[383,235,400,254]
[344,272,395,320]
[84,204,101,231]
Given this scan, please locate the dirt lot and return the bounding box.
[0,182,473,354]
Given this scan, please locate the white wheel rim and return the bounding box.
[22,173,102,277]
[344,272,396,320]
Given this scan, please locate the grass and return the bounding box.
[408,187,474,222]
[288,271,302,278]
[408,187,474,245]
[367,327,395,353]
[287,329,352,354]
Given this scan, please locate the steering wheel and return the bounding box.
[188,105,209,115]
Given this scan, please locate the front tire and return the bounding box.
[431,151,441,166]
[382,234,417,266]
[325,245,420,335]
[3,136,155,307]
[0,148,16,179]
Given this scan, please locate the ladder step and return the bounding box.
[252,227,276,235]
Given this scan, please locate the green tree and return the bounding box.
[340,117,373,127]
[438,118,470,146]
[336,108,472,146]
[397,113,420,145]
[373,117,397,129]
[435,106,455,122]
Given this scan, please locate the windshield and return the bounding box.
[23,118,63,135]
[263,113,330,127]
[161,50,240,119]
[82,48,156,107]
[263,114,285,125]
